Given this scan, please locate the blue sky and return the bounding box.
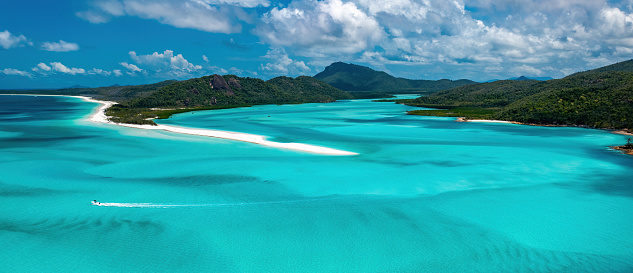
[1,0,633,89]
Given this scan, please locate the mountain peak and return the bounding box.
[315,62,475,93]
[67,84,90,89]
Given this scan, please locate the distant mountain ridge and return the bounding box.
[67,84,90,89]
[314,62,475,94]
[484,76,554,82]
[508,76,553,81]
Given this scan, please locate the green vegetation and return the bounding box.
[496,72,633,129]
[403,60,633,131]
[131,75,350,108]
[405,80,541,108]
[314,62,475,97]
[107,74,352,124]
[408,107,498,120]
[106,104,251,125]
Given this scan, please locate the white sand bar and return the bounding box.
[69,95,357,156]
[118,123,358,155]
[466,119,512,123]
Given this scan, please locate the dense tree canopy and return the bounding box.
[131,74,351,108]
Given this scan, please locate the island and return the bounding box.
[399,59,633,136]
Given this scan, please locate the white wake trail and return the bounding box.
[91,198,336,208]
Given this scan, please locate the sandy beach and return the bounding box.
[613,130,633,136]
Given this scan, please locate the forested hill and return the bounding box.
[567,59,633,77]
[130,74,351,108]
[404,59,633,131]
[314,62,475,94]
[103,74,352,124]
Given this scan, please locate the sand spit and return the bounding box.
[71,95,357,156]
[1,94,357,155]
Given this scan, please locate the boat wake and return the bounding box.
[91,198,335,208]
[92,202,192,208]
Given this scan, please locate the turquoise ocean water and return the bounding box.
[0,95,632,272]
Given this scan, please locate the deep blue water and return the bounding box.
[1,95,632,272]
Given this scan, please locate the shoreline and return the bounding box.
[2,94,357,156]
[456,117,633,136]
[457,116,633,157]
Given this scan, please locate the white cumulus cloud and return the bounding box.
[127,50,202,77]
[1,68,32,77]
[256,0,385,55]
[50,62,86,75]
[271,0,633,79]
[88,68,112,76]
[120,62,143,73]
[37,63,52,71]
[0,30,32,49]
[41,40,80,52]
[198,0,270,8]
[77,0,248,33]
[260,47,311,75]
[31,62,118,77]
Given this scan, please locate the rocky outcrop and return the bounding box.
[210,74,235,96]
[227,77,242,90]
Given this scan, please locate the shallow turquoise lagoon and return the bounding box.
[1,95,632,272]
